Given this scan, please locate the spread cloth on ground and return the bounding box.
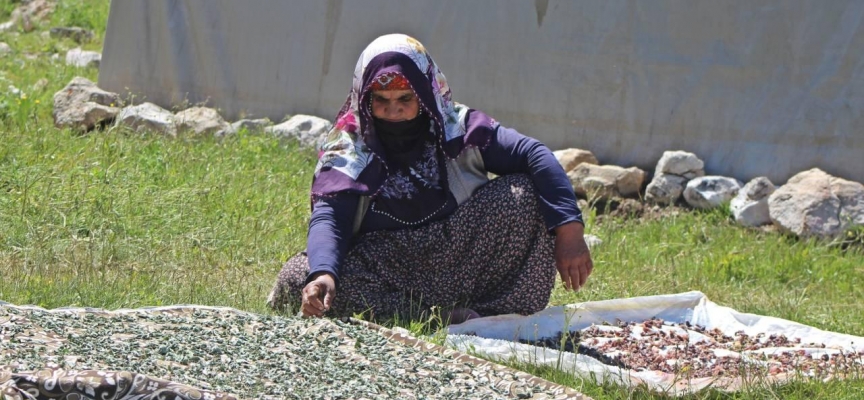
[447,291,864,396]
[0,302,585,400]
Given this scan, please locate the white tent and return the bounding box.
[99,0,864,184]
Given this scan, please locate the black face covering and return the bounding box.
[374,112,430,153]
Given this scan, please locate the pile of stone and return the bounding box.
[0,0,54,33]
[525,318,864,379]
[557,148,645,200]
[52,77,330,148]
[553,147,864,240]
[0,0,102,66]
[53,76,863,240]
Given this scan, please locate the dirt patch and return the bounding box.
[584,198,685,223]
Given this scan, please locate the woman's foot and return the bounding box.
[443,308,481,325]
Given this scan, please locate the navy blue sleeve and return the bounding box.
[306,193,359,285]
[480,125,584,231]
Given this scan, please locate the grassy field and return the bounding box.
[1,1,863,398]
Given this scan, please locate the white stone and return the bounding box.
[553,148,598,173]
[52,77,121,131]
[32,78,49,92]
[175,106,228,135]
[0,42,11,56]
[65,48,101,68]
[731,177,776,227]
[584,234,603,249]
[567,164,646,200]
[265,114,332,148]
[683,176,743,209]
[0,0,53,33]
[768,168,864,238]
[116,102,177,136]
[217,118,273,136]
[645,174,688,205]
[655,150,705,179]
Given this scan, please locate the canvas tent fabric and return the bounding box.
[99,0,864,185]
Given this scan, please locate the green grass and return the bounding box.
[496,360,864,400]
[0,128,314,310]
[1,1,864,398]
[550,208,864,337]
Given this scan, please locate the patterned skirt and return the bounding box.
[267,174,557,320]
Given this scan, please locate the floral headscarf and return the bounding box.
[311,34,498,200]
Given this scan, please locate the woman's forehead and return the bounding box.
[371,89,414,98]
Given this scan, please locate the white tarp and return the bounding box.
[446,291,864,395]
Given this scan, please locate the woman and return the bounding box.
[268,34,593,324]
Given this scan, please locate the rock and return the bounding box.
[645,174,688,205]
[835,179,864,227]
[52,77,121,131]
[0,42,11,56]
[553,148,598,173]
[731,177,776,227]
[584,234,603,249]
[0,0,54,32]
[645,150,706,205]
[116,102,177,136]
[655,150,705,179]
[32,78,49,92]
[20,13,33,32]
[175,107,229,135]
[577,199,589,213]
[217,118,273,136]
[265,114,332,148]
[49,27,94,43]
[768,168,864,238]
[0,0,53,32]
[232,118,273,132]
[567,164,646,200]
[683,176,743,209]
[741,176,777,201]
[65,48,101,68]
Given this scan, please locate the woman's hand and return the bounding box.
[554,222,594,291]
[301,272,336,317]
